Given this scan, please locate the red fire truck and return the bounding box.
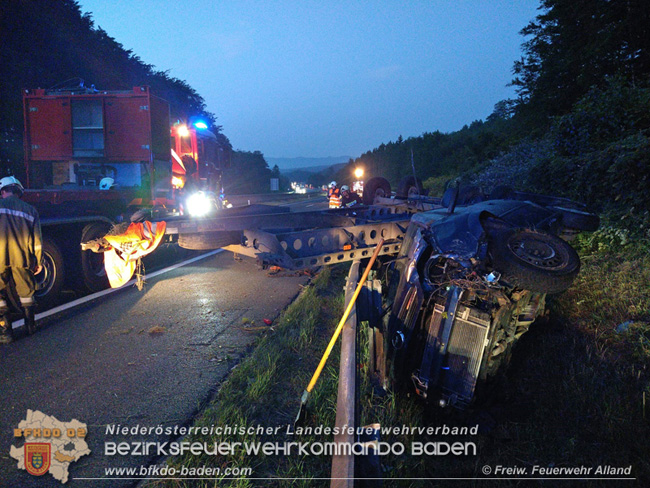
[20,85,229,308]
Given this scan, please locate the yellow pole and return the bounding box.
[305,239,385,394]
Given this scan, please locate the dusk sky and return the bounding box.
[77,1,540,159]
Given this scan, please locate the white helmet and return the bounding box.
[99,177,115,190]
[340,185,349,191]
[329,181,337,188]
[0,176,24,193]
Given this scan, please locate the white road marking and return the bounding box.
[12,249,223,329]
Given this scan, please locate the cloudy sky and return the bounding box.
[77,0,540,159]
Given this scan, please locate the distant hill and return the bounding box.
[266,156,351,171]
[282,162,348,183]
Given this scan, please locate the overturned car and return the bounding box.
[365,186,599,409]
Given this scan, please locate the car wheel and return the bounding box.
[489,228,580,294]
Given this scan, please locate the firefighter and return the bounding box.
[340,185,362,207]
[328,181,342,208]
[0,176,42,343]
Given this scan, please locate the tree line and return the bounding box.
[320,0,649,220]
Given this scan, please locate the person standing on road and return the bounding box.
[328,181,342,208]
[0,176,42,343]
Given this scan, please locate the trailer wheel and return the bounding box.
[395,176,424,199]
[362,177,391,205]
[178,231,241,250]
[81,222,112,292]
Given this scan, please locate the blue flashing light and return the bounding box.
[194,121,208,129]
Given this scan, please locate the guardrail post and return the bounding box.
[331,260,360,488]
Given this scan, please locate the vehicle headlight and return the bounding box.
[186,192,213,217]
[171,176,185,189]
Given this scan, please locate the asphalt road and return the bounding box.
[0,250,310,487]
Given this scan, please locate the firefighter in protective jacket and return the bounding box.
[340,185,362,207]
[328,181,342,208]
[0,176,42,343]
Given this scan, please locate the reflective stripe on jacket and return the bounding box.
[328,188,342,208]
[341,191,362,207]
[0,196,42,269]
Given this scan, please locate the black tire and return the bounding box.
[551,206,600,232]
[362,177,391,205]
[33,238,65,310]
[81,222,112,292]
[395,176,423,199]
[6,237,65,312]
[490,185,516,200]
[489,228,580,294]
[178,231,241,250]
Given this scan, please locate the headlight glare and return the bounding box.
[186,192,212,217]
